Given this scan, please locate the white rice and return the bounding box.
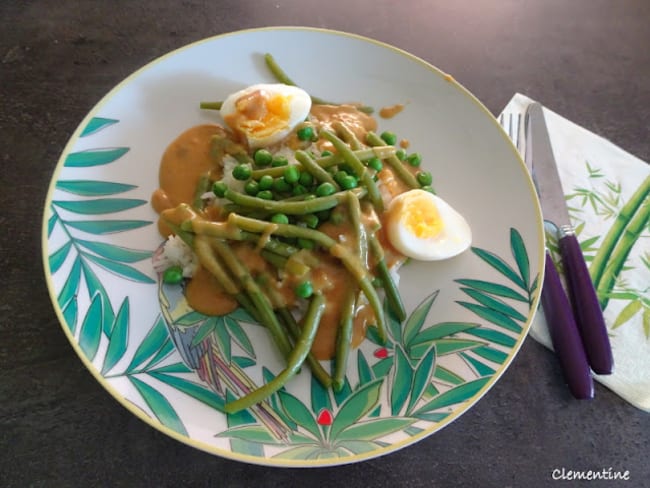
[153,234,199,278]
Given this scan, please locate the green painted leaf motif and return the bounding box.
[580,235,600,251]
[472,345,509,364]
[471,247,526,290]
[150,362,192,374]
[215,425,280,444]
[125,319,176,372]
[643,308,650,339]
[390,346,413,415]
[273,445,323,460]
[611,300,642,329]
[456,301,522,333]
[142,338,174,370]
[47,212,58,237]
[336,440,381,455]
[53,198,147,215]
[434,338,485,356]
[57,256,81,308]
[365,325,391,347]
[102,298,129,374]
[129,376,187,436]
[404,425,425,436]
[330,378,383,441]
[80,117,119,137]
[64,147,129,167]
[460,288,527,322]
[214,318,232,362]
[81,260,115,335]
[332,376,352,407]
[191,317,218,347]
[225,390,264,457]
[454,279,528,303]
[434,365,465,385]
[224,317,255,358]
[149,371,225,412]
[384,298,402,342]
[410,322,480,346]
[226,307,256,324]
[61,296,78,334]
[372,356,393,379]
[403,292,438,346]
[310,374,332,418]
[78,293,103,361]
[64,219,152,235]
[414,377,491,415]
[414,412,449,423]
[510,228,530,290]
[232,356,256,369]
[278,390,320,439]
[77,239,152,263]
[461,352,495,376]
[82,252,155,284]
[357,349,374,386]
[55,180,137,196]
[407,344,436,414]
[175,310,209,326]
[336,418,414,442]
[49,241,73,274]
[466,327,517,347]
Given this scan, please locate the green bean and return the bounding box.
[347,191,368,266]
[333,292,355,392]
[227,214,387,343]
[368,232,406,322]
[320,129,384,212]
[192,174,211,211]
[260,249,287,269]
[223,187,365,215]
[199,101,223,110]
[294,150,339,189]
[210,239,293,359]
[333,121,362,150]
[366,132,420,190]
[224,293,325,413]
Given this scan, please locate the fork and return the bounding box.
[498,112,526,157]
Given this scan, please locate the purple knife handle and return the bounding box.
[559,232,614,375]
[541,251,594,399]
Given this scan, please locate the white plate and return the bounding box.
[42,27,544,466]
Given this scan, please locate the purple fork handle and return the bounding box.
[541,251,594,399]
[559,233,614,375]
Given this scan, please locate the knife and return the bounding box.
[525,102,614,381]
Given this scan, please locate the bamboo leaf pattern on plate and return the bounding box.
[80,117,118,136]
[64,147,129,167]
[56,180,137,196]
[129,376,187,436]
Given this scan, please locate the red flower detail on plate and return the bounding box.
[317,408,333,426]
[374,347,389,359]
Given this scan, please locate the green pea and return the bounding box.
[271,155,289,167]
[301,214,319,229]
[320,150,333,157]
[232,164,252,181]
[292,184,308,196]
[163,265,183,285]
[254,149,273,167]
[257,190,274,200]
[298,171,313,187]
[295,280,313,298]
[258,174,274,191]
[297,238,315,250]
[407,153,422,167]
[212,181,227,198]
[244,180,259,196]
[271,213,289,224]
[339,175,358,190]
[283,165,300,184]
[334,170,348,185]
[315,182,336,197]
[297,125,314,141]
[395,149,407,161]
[273,177,292,193]
[416,171,433,186]
[367,157,383,172]
[380,131,397,146]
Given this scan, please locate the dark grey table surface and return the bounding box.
[2,1,649,487]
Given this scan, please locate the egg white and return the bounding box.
[386,190,472,261]
[220,83,311,149]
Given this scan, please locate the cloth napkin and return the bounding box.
[500,94,650,412]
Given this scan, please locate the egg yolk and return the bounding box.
[401,193,443,238]
[224,89,291,138]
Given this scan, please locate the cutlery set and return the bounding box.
[500,103,613,399]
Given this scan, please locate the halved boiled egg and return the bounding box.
[220,83,312,149]
[385,189,472,261]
